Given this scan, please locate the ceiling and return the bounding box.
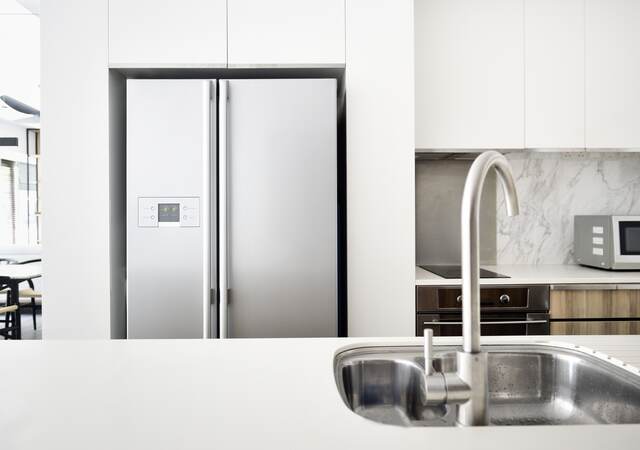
[0,0,36,14]
[16,0,39,15]
[0,0,39,123]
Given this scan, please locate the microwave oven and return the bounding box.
[574,215,640,270]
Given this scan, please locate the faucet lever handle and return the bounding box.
[424,328,434,375]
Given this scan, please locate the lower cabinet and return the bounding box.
[550,288,640,335]
[551,321,640,335]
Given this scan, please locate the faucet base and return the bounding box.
[456,351,489,426]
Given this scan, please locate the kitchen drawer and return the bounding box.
[551,320,640,335]
[550,289,640,319]
[416,286,549,312]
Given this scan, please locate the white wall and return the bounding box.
[0,9,40,122]
[41,0,112,338]
[0,119,28,155]
[345,0,415,336]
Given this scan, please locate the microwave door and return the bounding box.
[612,216,640,269]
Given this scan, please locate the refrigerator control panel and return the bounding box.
[138,197,200,228]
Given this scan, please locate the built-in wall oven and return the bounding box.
[415,285,550,336]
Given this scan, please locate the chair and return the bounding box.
[17,259,42,331]
[0,258,42,331]
[0,304,18,339]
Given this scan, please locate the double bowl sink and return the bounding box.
[334,343,640,426]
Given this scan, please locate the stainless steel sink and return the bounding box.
[334,343,640,426]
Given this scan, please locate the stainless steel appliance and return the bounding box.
[574,215,640,270]
[127,78,341,339]
[419,264,508,279]
[415,285,550,336]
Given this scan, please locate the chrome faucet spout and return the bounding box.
[461,151,519,354]
[424,151,519,427]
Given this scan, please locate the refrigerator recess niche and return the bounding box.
[126,78,342,339]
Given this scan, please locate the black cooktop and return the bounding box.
[419,264,509,279]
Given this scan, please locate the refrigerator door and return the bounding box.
[221,79,337,338]
[127,79,214,339]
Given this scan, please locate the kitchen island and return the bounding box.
[3,336,640,449]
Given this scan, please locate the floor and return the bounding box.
[1,310,42,340]
[1,291,43,339]
[20,310,42,339]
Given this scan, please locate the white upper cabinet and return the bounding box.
[586,0,640,148]
[415,0,524,150]
[227,0,345,67]
[108,0,227,67]
[525,0,585,149]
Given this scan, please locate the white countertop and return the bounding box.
[3,335,640,449]
[416,264,640,286]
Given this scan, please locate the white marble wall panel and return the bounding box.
[497,152,640,264]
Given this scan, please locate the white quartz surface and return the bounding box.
[416,264,640,286]
[3,336,640,449]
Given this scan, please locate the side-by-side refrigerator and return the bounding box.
[126,78,339,338]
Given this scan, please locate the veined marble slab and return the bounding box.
[497,152,640,264]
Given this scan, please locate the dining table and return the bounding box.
[0,262,42,339]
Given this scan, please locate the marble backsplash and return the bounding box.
[496,152,640,264]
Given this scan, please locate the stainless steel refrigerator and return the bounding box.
[126,78,339,339]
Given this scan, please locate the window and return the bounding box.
[0,159,16,244]
[0,129,39,245]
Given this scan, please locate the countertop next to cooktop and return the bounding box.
[416,264,640,287]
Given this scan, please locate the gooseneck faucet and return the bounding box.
[424,151,519,426]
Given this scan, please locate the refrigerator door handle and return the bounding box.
[219,80,229,338]
[203,81,213,339]
[210,288,216,305]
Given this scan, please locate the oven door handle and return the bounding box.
[423,320,548,326]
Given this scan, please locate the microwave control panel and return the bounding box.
[138,197,200,228]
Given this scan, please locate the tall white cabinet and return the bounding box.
[525,0,585,149]
[42,0,114,338]
[415,0,524,150]
[108,0,227,67]
[586,0,640,149]
[227,0,345,66]
[346,0,414,337]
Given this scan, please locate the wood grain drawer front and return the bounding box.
[417,286,534,312]
[550,290,640,319]
[551,321,640,335]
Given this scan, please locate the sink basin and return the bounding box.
[334,343,640,426]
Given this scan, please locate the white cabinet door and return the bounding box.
[586,0,640,148]
[227,0,345,67]
[415,0,524,150]
[109,0,227,67]
[345,0,415,336]
[525,0,585,149]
